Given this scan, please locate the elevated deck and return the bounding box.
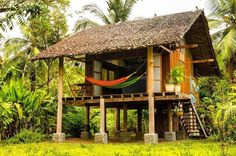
[63,92,190,108]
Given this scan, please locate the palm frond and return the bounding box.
[224,104,236,121]
[82,3,111,24]
[208,18,225,29]
[73,18,100,32]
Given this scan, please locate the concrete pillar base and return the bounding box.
[164,132,176,142]
[136,131,144,140]
[144,133,158,144]
[94,133,108,144]
[81,131,92,139]
[120,132,133,142]
[52,133,65,142]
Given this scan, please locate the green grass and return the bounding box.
[0,140,235,156]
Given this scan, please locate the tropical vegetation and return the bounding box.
[74,0,139,31]
[0,0,236,155]
[207,0,236,78]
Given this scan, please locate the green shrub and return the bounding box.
[7,130,46,144]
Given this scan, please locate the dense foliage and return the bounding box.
[7,130,46,144]
[0,0,236,148]
[0,79,56,139]
[207,0,236,78]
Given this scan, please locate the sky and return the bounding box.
[6,0,208,39]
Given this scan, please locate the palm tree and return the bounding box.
[207,0,236,77]
[1,7,68,91]
[74,0,139,32]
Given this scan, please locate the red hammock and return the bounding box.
[85,74,132,87]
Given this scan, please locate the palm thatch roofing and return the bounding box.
[32,9,220,76]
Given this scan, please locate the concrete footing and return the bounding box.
[81,131,92,139]
[144,133,158,144]
[94,133,108,143]
[52,133,65,142]
[164,132,176,141]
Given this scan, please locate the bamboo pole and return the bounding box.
[56,57,64,134]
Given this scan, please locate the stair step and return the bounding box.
[187,130,200,133]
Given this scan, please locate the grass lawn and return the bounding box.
[0,140,235,156]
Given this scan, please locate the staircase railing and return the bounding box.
[190,100,208,138]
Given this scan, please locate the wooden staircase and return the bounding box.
[180,100,208,138]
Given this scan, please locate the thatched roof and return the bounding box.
[32,10,220,76]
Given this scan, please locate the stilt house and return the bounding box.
[32,10,220,143]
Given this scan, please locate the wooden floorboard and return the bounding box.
[63,92,190,107]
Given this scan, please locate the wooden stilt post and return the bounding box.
[137,108,142,132]
[115,108,120,131]
[105,106,107,132]
[164,103,176,141]
[85,106,90,132]
[94,98,108,143]
[147,46,155,134]
[148,96,155,133]
[53,57,65,141]
[123,105,128,132]
[168,104,173,132]
[144,46,158,144]
[57,57,64,133]
[100,98,105,133]
[81,105,92,139]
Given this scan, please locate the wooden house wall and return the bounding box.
[85,55,94,96]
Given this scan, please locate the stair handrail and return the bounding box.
[190,100,208,138]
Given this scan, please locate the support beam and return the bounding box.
[85,105,90,131]
[94,98,108,143]
[144,46,158,144]
[137,108,142,132]
[100,98,105,133]
[147,46,155,133]
[148,96,155,133]
[53,57,65,142]
[191,59,214,64]
[164,103,176,142]
[176,44,198,49]
[136,108,143,140]
[168,104,173,132]
[115,108,121,131]
[81,105,92,139]
[66,56,86,63]
[159,45,172,53]
[105,106,107,132]
[123,104,128,132]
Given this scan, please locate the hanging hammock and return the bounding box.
[85,73,133,87]
[80,61,146,87]
[106,73,145,89]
